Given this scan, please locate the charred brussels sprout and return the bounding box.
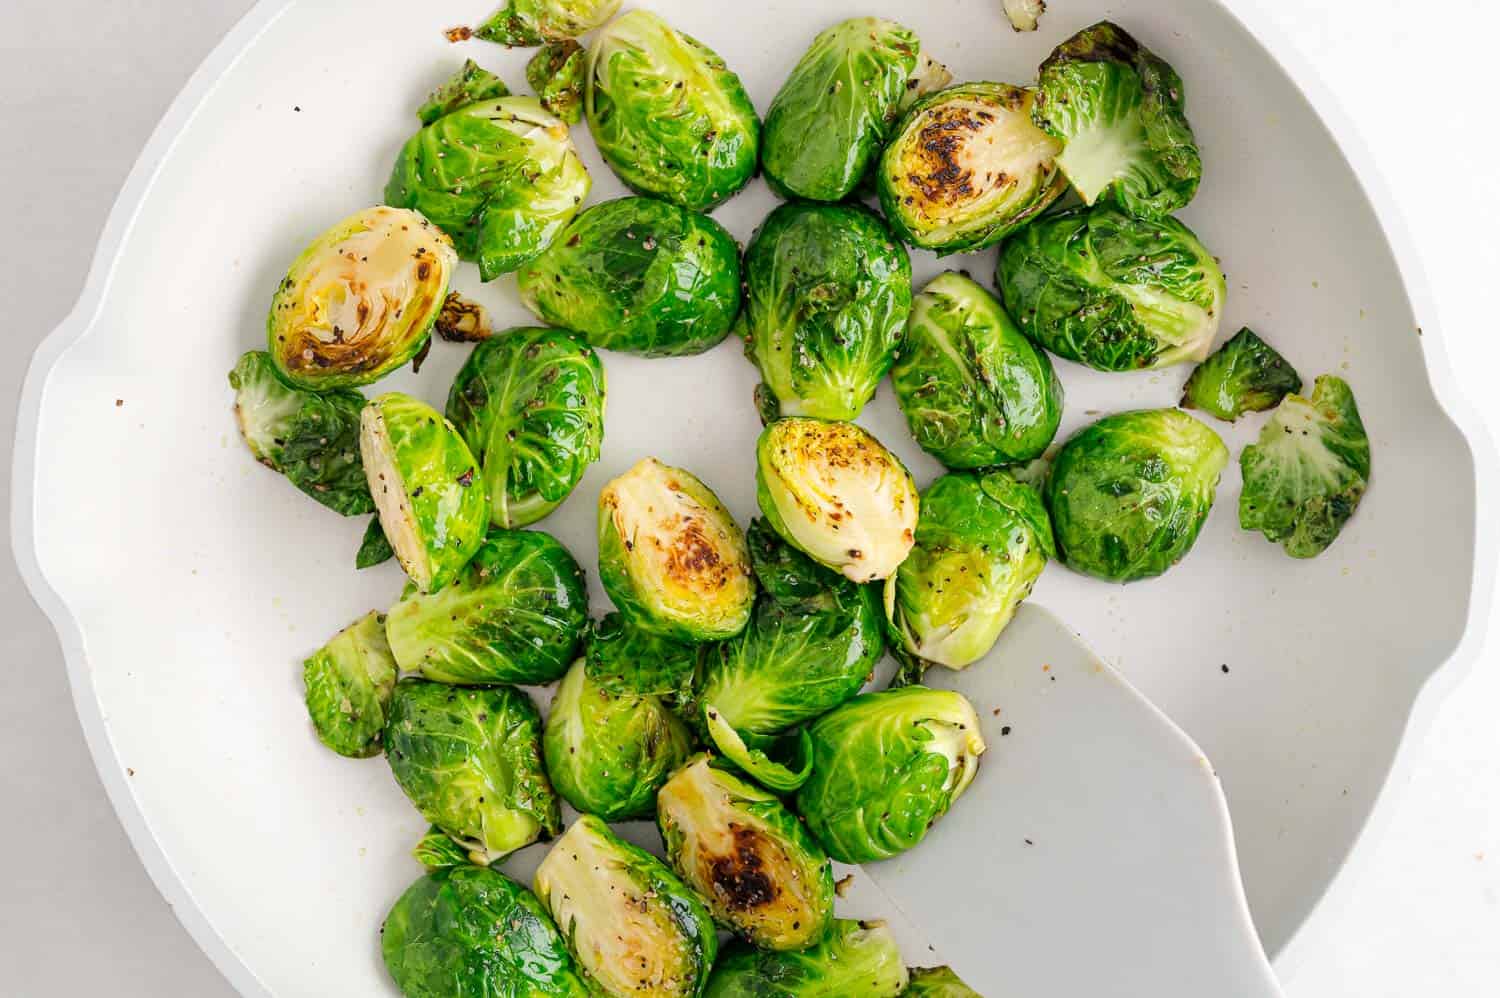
[892,272,1062,469]
[585,10,759,211]
[705,919,909,997]
[1034,21,1202,219]
[903,966,982,997]
[743,201,911,422]
[585,612,700,701]
[761,18,950,202]
[445,328,606,529]
[302,611,397,758]
[879,83,1066,253]
[359,393,489,594]
[1045,409,1227,582]
[1181,327,1302,421]
[535,816,717,998]
[797,687,985,864]
[756,418,919,583]
[385,680,560,863]
[997,204,1226,372]
[1240,375,1371,558]
[599,458,755,641]
[657,756,835,951]
[417,60,511,126]
[518,197,741,357]
[475,0,621,46]
[267,206,454,389]
[528,42,585,125]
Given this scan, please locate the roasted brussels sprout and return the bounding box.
[756,418,919,583]
[302,611,397,758]
[1181,327,1302,421]
[382,865,591,998]
[879,83,1066,254]
[598,457,755,642]
[385,529,588,686]
[359,392,489,594]
[228,351,373,516]
[761,18,949,202]
[387,97,590,281]
[543,658,694,821]
[528,41,585,125]
[267,206,454,389]
[1044,408,1227,582]
[743,201,911,422]
[657,756,835,951]
[1240,375,1371,558]
[1034,21,1202,219]
[997,204,1226,372]
[445,328,606,529]
[903,965,982,997]
[705,919,909,997]
[518,197,741,357]
[536,816,717,998]
[891,272,1063,469]
[585,10,759,211]
[417,60,511,126]
[411,825,475,871]
[475,0,621,46]
[385,679,560,863]
[585,611,700,701]
[356,515,396,569]
[796,687,985,864]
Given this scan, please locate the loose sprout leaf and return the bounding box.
[411,825,478,871]
[903,965,984,997]
[704,711,814,792]
[355,515,394,569]
[417,59,511,125]
[1002,0,1046,32]
[1181,327,1303,421]
[433,291,494,343]
[475,0,620,47]
[704,918,909,997]
[526,40,585,124]
[301,611,397,758]
[584,612,699,701]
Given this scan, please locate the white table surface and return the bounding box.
[1,1,1495,994]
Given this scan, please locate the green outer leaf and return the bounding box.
[475,0,621,46]
[356,515,395,569]
[518,196,742,358]
[302,611,397,758]
[527,41,585,125]
[704,713,813,792]
[902,965,982,997]
[417,59,511,125]
[584,611,700,701]
[411,825,477,871]
[892,271,1063,468]
[705,919,909,997]
[1181,326,1303,421]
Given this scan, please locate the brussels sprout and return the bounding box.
[445,328,606,529]
[892,272,1063,469]
[527,41,585,125]
[475,0,621,46]
[518,197,741,357]
[356,515,396,569]
[417,60,511,126]
[1002,0,1046,32]
[228,351,373,516]
[1240,375,1371,558]
[657,756,835,951]
[878,83,1067,254]
[760,18,950,202]
[386,529,588,686]
[584,612,700,701]
[301,611,398,758]
[585,10,759,212]
[385,679,560,863]
[885,471,1054,677]
[387,97,590,281]
[1181,327,1302,422]
[543,658,694,821]
[536,816,717,998]
[743,201,911,422]
[1034,21,1202,219]
[903,965,982,997]
[705,919,909,997]
[267,207,455,389]
[796,687,985,864]
[599,457,755,642]
[411,825,476,871]
[996,204,1226,372]
[1044,408,1227,582]
[382,865,591,998]
[756,418,919,584]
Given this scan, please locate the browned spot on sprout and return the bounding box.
[706,823,781,912]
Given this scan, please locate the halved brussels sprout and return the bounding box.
[796,687,985,864]
[1181,327,1302,422]
[382,865,590,998]
[657,755,835,951]
[892,272,1063,469]
[411,825,475,871]
[756,418,919,584]
[543,658,694,821]
[386,97,590,281]
[705,919,909,997]
[598,458,755,642]
[445,328,606,529]
[761,18,950,202]
[997,204,1226,372]
[301,610,397,758]
[536,816,717,998]
[527,41,586,125]
[1045,408,1227,581]
[1034,20,1201,219]
[385,529,588,686]
[475,0,621,46]
[359,393,489,594]
[743,201,911,422]
[385,679,560,863]
[518,197,741,357]
[585,611,700,702]
[417,59,510,126]
[585,10,759,211]
[903,965,982,997]
[878,83,1066,253]
[267,206,455,389]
